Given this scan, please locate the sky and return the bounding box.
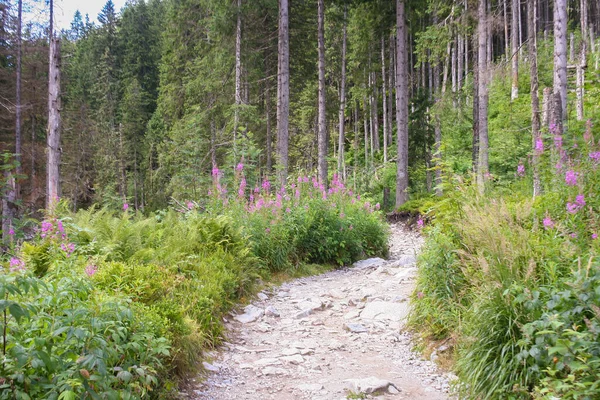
[54,0,128,29]
[24,0,128,30]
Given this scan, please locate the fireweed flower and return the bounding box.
[211,167,220,177]
[236,163,244,171]
[9,257,25,272]
[8,228,14,235]
[85,264,98,277]
[565,170,578,186]
[567,202,581,214]
[554,135,563,149]
[593,233,598,239]
[417,217,424,228]
[535,138,544,152]
[542,216,554,229]
[187,201,194,209]
[570,233,578,239]
[589,152,600,163]
[123,203,129,211]
[576,194,586,206]
[262,180,271,192]
[517,164,525,177]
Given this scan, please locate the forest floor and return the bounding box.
[185,224,455,399]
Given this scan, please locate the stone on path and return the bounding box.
[345,376,394,394]
[360,301,410,322]
[202,361,220,372]
[352,257,386,270]
[234,305,264,323]
[343,323,368,333]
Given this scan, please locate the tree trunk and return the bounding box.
[233,0,242,157]
[381,35,388,163]
[476,0,489,193]
[363,96,369,168]
[576,0,588,120]
[15,0,22,187]
[317,0,327,185]
[434,62,442,196]
[276,0,290,186]
[553,0,568,121]
[266,81,272,172]
[370,72,380,151]
[473,35,480,172]
[47,36,61,207]
[528,0,542,197]
[388,34,395,146]
[337,7,347,174]
[511,0,519,100]
[452,38,458,96]
[395,0,409,207]
[442,42,451,94]
[542,87,552,127]
[504,0,510,57]
[458,34,464,90]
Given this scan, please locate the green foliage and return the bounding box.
[411,106,600,398]
[0,272,169,399]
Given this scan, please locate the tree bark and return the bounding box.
[434,61,442,196]
[317,0,327,185]
[528,0,542,197]
[553,0,567,121]
[337,7,347,174]
[47,34,61,207]
[276,0,290,186]
[511,0,519,100]
[395,0,409,206]
[15,0,22,184]
[576,0,588,120]
[381,35,388,163]
[266,81,272,172]
[504,0,510,57]
[233,0,242,157]
[476,0,489,193]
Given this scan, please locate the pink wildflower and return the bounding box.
[123,203,129,211]
[575,194,586,206]
[236,162,244,171]
[417,217,424,228]
[542,216,554,229]
[211,166,220,177]
[567,202,580,214]
[187,201,195,209]
[592,233,598,240]
[85,264,98,277]
[9,257,25,272]
[8,228,14,235]
[589,152,600,163]
[262,180,271,192]
[535,138,544,152]
[565,170,578,186]
[517,164,525,177]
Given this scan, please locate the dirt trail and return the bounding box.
[187,224,453,399]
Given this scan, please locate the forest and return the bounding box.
[1,0,600,398]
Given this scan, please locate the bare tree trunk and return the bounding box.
[576,0,588,120]
[452,38,458,97]
[388,34,395,147]
[233,0,242,157]
[504,0,510,57]
[370,72,380,151]
[266,80,272,172]
[442,42,451,94]
[528,0,542,197]
[276,0,289,186]
[553,0,568,121]
[15,0,22,187]
[337,7,347,174]
[473,35,480,172]
[476,0,489,193]
[569,32,575,63]
[317,0,327,185]
[511,0,520,100]
[395,0,409,206]
[381,35,388,163]
[458,34,464,89]
[434,62,443,196]
[363,96,369,168]
[118,125,126,200]
[542,87,552,126]
[47,35,61,207]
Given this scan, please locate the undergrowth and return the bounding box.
[0,172,388,398]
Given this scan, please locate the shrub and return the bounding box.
[0,272,169,399]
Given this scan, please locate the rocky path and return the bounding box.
[187,224,453,399]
